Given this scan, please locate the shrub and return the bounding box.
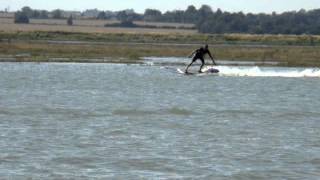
[14,11,29,24]
[104,20,138,28]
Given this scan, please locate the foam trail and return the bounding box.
[204,66,320,78]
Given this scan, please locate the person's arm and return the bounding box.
[208,50,217,65]
[188,49,197,58]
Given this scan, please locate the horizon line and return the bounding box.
[2,5,318,15]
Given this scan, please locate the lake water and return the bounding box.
[0,60,320,179]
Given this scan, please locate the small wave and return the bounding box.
[52,157,99,166]
[42,107,107,118]
[310,158,320,165]
[168,107,193,116]
[204,66,320,78]
[0,109,12,115]
[112,109,156,116]
[113,107,193,116]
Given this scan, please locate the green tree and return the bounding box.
[185,5,198,23]
[40,10,49,19]
[144,9,162,21]
[32,10,40,18]
[117,11,130,22]
[196,5,214,29]
[198,4,213,18]
[21,6,33,17]
[97,11,106,19]
[52,9,63,19]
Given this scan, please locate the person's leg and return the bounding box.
[199,58,205,73]
[185,57,196,73]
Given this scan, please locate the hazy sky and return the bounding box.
[1,0,320,13]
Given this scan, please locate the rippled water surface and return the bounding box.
[0,62,320,179]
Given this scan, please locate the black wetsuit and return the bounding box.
[186,47,214,73]
[192,47,210,63]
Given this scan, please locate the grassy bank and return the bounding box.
[0,42,191,63]
[1,31,320,66]
[1,31,320,46]
[1,41,320,67]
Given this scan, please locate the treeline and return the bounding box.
[13,5,320,35]
[139,5,320,35]
[14,7,72,24]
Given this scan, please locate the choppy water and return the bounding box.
[1,61,320,179]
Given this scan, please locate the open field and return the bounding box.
[1,22,320,45]
[0,18,197,34]
[0,17,195,28]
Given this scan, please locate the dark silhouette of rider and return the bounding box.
[185,44,217,73]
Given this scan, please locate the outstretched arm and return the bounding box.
[188,50,197,58]
[208,50,217,65]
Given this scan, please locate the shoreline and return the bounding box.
[0,56,288,67]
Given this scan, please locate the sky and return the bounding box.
[1,0,320,13]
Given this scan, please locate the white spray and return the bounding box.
[203,66,320,78]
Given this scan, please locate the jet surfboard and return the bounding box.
[177,67,219,75]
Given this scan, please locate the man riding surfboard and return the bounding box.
[185,44,217,73]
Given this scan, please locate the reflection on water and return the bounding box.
[0,62,320,179]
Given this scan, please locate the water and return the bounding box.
[0,61,320,179]
[144,57,280,66]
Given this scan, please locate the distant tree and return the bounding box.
[39,10,49,19]
[117,10,131,22]
[185,5,198,23]
[129,12,143,21]
[97,11,106,19]
[52,9,63,19]
[14,11,29,24]
[196,5,214,29]
[174,10,185,23]
[144,9,162,21]
[116,10,142,22]
[229,12,248,33]
[21,6,33,17]
[13,4,320,35]
[104,11,115,20]
[162,11,174,22]
[32,10,41,18]
[67,15,73,25]
[216,8,223,17]
[198,4,213,18]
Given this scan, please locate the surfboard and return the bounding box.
[177,68,219,75]
[177,68,195,75]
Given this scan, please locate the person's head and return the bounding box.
[205,44,209,49]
